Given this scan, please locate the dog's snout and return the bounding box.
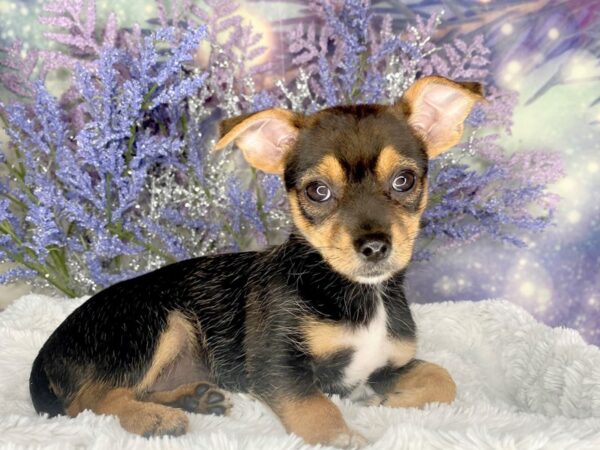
[354,234,391,263]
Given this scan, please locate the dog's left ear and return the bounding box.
[215,108,301,174]
[401,76,484,158]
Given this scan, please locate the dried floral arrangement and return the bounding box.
[0,0,563,297]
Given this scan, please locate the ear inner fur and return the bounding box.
[214,109,297,149]
[402,75,484,158]
[218,112,256,140]
[214,108,300,174]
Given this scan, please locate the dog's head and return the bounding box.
[216,76,484,284]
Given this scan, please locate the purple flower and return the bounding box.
[0,41,39,98]
[0,267,37,285]
[25,187,65,258]
[0,1,564,299]
[259,174,285,213]
[226,177,263,235]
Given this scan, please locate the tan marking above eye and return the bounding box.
[375,146,420,184]
[301,155,346,189]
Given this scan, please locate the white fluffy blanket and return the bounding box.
[1,295,599,449]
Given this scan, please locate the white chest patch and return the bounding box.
[342,299,392,387]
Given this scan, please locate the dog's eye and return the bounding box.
[306,181,332,202]
[391,170,416,192]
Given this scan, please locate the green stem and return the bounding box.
[0,192,27,210]
[348,51,369,102]
[5,150,37,204]
[180,113,188,135]
[200,184,245,249]
[0,114,76,296]
[105,172,112,224]
[0,221,75,295]
[107,222,177,264]
[142,84,159,110]
[0,220,23,245]
[251,168,270,237]
[0,244,77,297]
[123,83,158,166]
[158,121,167,136]
[427,192,444,207]
[1,112,34,193]
[125,124,137,165]
[136,238,176,264]
[48,246,70,283]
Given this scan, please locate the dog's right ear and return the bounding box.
[215,108,301,174]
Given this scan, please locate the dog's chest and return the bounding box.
[304,299,415,391]
[341,302,391,386]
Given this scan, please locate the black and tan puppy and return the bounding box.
[30,75,483,448]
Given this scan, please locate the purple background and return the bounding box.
[1,0,599,343]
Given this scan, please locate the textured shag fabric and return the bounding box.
[1,294,599,449]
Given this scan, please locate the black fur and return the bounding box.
[30,102,426,422]
[30,234,415,413]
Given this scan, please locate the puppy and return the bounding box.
[30,75,483,448]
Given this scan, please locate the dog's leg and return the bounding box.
[270,392,368,448]
[65,311,206,437]
[71,387,189,437]
[141,382,232,416]
[368,359,456,408]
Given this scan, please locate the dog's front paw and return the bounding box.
[371,361,457,409]
[364,393,384,407]
[327,429,369,449]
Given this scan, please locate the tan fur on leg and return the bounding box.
[138,312,197,391]
[381,361,456,408]
[64,312,199,437]
[273,393,368,448]
[71,387,188,436]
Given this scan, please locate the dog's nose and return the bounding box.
[354,234,391,263]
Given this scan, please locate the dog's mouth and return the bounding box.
[352,261,395,284]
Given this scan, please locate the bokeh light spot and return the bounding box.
[548,28,559,40]
[501,23,513,35]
